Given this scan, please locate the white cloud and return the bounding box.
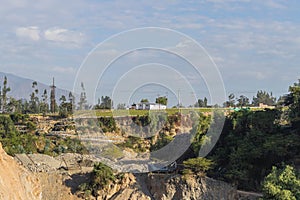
[264,0,286,9]
[15,26,40,41]
[44,27,85,46]
[51,66,75,74]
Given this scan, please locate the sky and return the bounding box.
[1,0,300,107]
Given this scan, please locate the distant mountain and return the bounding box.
[0,72,71,102]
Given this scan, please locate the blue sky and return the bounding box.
[1,0,299,106]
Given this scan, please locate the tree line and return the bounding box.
[222,90,277,108]
[0,75,297,116]
[0,77,115,117]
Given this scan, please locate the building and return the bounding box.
[132,102,167,110]
[258,103,275,109]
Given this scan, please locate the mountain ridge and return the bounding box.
[0,72,71,102]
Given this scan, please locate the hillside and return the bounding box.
[0,72,71,101]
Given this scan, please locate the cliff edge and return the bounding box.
[0,143,41,200]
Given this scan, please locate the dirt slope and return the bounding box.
[0,143,41,200]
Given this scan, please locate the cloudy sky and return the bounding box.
[1,0,299,106]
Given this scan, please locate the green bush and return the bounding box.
[262,165,300,200]
[150,132,173,151]
[77,162,116,197]
[98,117,118,133]
[183,157,214,174]
[118,136,148,153]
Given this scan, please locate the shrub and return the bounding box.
[183,157,214,174]
[77,163,124,198]
[262,165,300,200]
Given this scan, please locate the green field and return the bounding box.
[24,106,276,118]
[73,108,222,117]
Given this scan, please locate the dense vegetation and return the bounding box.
[0,115,38,155]
[262,165,300,200]
[0,113,87,156]
[200,80,300,195]
[177,80,300,198]
[206,109,300,190]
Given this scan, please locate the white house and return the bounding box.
[134,102,166,110]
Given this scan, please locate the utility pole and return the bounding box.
[50,77,56,113]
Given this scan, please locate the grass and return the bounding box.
[101,144,124,159]
[73,108,216,117]
[74,107,263,117]
[49,106,280,118]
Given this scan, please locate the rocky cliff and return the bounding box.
[0,143,80,200]
[147,174,237,200]
[0,142,241,200]
[0,143,41,200]
[78,173,238,200]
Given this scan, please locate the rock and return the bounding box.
[0,143,42,200]
[6,144,240,200]
[147,174,237,200]
[90,173,150,200]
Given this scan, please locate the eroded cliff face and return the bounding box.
[0,143,41,200]
[93,173,238,200]
[147,174,237,200]
[94,173,151,200]
[1,143,238,200]
[0,143,81,200]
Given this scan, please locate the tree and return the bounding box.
[262,165,300,200]
[236,95,250,107]
[252,90,276,106]
[140,99,149,103]
[156,96,168,105]
[277,96,286,107]
[191,113,211,154]
[224,93,235,107]
[197,99,204,107]
[204,97,208,107]
[40,89,49,116]
[59,95,72,118]
[117,103,126,110]
[29,81,39,113]
[99,96,113,109]
[207,109,295,191]
[183,157,214,175]
[286,80,300,128]
[1,76,11,112]
[228,93,235,106]
[7,97,22,113]
[68,92,75,111]
[60,95,66,104]
[78,82,87,110]
[195,98,208,107]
